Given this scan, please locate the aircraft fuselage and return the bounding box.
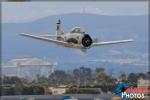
[57,32,93,48]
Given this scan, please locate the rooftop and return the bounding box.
[2,57,57,67]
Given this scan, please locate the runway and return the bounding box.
[1,94,114,100]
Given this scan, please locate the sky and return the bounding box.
[2,1,148,23]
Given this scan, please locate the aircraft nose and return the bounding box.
[82,34,93,47]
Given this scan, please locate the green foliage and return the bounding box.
[3,76,22,85]
[93,85,117,93]
[6,0,31,1]
[30,83,52,95]
[0,78,2,95]
[2,84,49,95]
[1,68,149,95]
[49,70,69,85]
[95,68,105,74]
[66,87,99,94]
[25,85,45,95]
[2,87,15,95]
[138,73,147,79]
[37,76,49,84]
[147,71,150,80]
[128,73,138,82]
[73,67,92,86]
[14,83,24,95]
[94,67,115,87]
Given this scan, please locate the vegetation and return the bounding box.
[1,76,52,95]
[1,66,149,95]
[1,84,48,95]
[6,0,31,1]
[66,87,99,94]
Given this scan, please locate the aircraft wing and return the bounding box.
[91,39,134,47]
[38,35,62,37]
[20,33,68,46]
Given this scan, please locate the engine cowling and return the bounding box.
[82,34,93,47]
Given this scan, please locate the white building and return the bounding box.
[2,57,57,79]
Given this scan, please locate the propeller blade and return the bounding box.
[76,49,87,57]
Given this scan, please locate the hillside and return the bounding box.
[2,13,148,75]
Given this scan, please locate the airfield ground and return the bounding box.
[1,94,116,100]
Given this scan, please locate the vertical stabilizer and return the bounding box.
[56,19,64,35]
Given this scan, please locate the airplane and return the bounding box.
[20,19,134,51]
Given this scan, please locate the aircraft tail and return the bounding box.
[56,19,64,35]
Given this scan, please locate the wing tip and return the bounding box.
[20,33,28,36]
[128,38,134,42]
[20,33,33,37]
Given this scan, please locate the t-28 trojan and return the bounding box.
[20,19,134,51]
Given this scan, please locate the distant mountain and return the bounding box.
[2,13,148,75]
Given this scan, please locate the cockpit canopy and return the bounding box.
[70,27,85,34]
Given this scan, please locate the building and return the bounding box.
[2,57,57,79]
[49,85,67,95]
[138,79,150,99]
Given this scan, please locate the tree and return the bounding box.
[49,70,68,85]
[32,86,45,95]
[22,85,45,95]
[73,67,92,87]
[0,77,2,95]
[6,0,31,1]
[147,71,150,79]
[2,87,15,95]
[119,74,127,82]
[14,83,24,95]
[3,76,22,85]
[95,67,108,85]
[36,75,49,84]
[138,73,146,79]
[66,87,99,94]
[95,68,105,75]
[127,73,138,87]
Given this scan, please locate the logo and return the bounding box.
[115,82,129,97]
[115,82,147,99]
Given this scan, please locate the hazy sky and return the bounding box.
[2,1,148,23]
